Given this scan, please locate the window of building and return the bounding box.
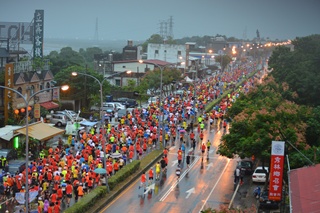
[115,79,121,86]
[155,50,159,54]
[46,82,50,92]
[39,83,43,90]
[177,51,181,55]
[17,87,22,98]
[30,85,35,96]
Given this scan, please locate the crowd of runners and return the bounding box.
[0,61,258,212]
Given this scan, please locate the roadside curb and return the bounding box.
[93,152,164,213]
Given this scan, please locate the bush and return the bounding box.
[64,186,108,213]
[108,160,140,190]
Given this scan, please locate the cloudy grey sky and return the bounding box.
[1,0,320,41]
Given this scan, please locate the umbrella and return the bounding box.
[110,153,122,159]
[94,168,107,174]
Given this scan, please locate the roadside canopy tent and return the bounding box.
[184,76,194,83]
[0,125,22,141]
[14,122,65,141]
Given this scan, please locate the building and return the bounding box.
[109,59,172,87]
[1,59,59,125]
[122,40,142,61]
[289,163,320,213]
[147,43,186,64]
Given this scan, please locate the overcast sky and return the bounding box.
[1,0,320,41]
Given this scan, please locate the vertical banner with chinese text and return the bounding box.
[4,64,14,122]
[33,10,44,58]
[269,141,285,201]
[34,103,40,119]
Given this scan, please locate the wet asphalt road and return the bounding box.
[100,124,239,213]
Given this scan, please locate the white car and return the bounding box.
[102,102,126,112]
[148,96,158,105]
[252,166,269,183]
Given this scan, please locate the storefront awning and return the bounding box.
[0,125,22,141]
[14,122,65,141]
[40,101,59,110]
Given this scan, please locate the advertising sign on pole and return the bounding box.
[34,103,40,119]
[269,141,285,201]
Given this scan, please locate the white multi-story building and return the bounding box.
[147,43,186,65]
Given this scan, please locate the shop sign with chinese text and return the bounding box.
[269,141,285,201]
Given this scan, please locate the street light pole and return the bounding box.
[0,85,69,213]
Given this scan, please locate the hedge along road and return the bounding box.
[99,118,239,213]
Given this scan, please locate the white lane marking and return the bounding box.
[144,183,155,194]
[159,156,200,202]
[198,158,231,212]
[171,160,178,167]
[185,187,195,199]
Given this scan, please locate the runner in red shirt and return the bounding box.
[139,172,147,191]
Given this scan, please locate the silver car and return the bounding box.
[102,102,126,112]
[49,113,69,127]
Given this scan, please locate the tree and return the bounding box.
[46,47,86,75]
[142,34,165,52]
[214,55,232,71]
[218,77,310,168]
[139,67,182,96]
[269,34,320,106]
[54,65,109,109]
[79,47,103,64]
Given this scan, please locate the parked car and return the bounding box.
[102,102,126,112]
[55,110,78,118]
[117,109,127,118]
[237,160,253,175]
[259,190,280,209]
[115,97,137,108]
[48,113,69,127]
[252,166,269,183]
[0,149,15,161]
[148,96,159,105]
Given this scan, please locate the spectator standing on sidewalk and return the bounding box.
[234,166,241,184]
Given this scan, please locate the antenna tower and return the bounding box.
[168,16,174,38]
[94,18,99,41]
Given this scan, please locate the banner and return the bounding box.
[34,103,40,119]
[33,10,44,58]
[15,191,38,204]
[4,64,14,122]
[269,141,285,201]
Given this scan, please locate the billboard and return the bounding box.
[269,141,285,201]
[0,22,33,44]
[33,10,44,58]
